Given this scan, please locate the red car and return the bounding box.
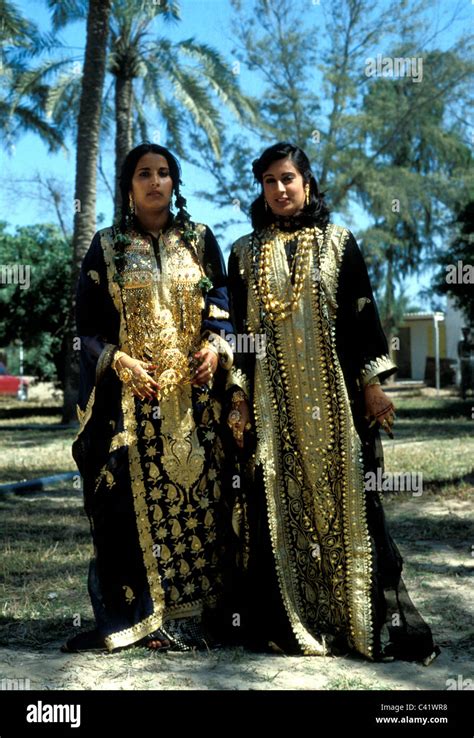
[0,374,29,399]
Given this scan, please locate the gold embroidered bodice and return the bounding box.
[119,225,206,394]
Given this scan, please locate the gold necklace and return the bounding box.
[254,225,315,321]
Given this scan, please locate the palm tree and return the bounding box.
[108,0,255,214]
[3,0,254,419]
[46,0,255,216]
[62,0,113,424]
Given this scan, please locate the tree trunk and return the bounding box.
[62,0,112,425]
[114,75,133,221]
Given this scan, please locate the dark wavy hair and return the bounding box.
[118,142,191,233]
[250,142,330,231]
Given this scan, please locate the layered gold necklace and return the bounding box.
[253,225,316,322]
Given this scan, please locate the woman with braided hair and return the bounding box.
[63,143,238,653]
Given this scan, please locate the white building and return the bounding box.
[396,298,466,387]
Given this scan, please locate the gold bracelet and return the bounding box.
[112,350,136,385]
[112,350,127,373]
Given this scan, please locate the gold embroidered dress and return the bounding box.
[74,220,236,651]
[227,218,437,662]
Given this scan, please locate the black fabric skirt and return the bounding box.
[236,461,438,662]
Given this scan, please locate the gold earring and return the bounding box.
[129,194,135,215]
[305,184,310,206]
[264,199,268,212]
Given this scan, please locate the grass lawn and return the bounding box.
[383,396,474,484]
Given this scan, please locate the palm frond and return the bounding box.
[159,99,186,156]
[150,44,223,157]
[45,72,83,132]
[177,39,256,121]
[137,61,187,156]
[9,57,78,98]
[0,99,64,150]
[46,0,88,31]
[0,0,33,41]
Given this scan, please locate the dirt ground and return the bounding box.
[0,491,472,691]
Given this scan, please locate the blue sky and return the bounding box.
[1,0,471,309]
[1,0,264,248]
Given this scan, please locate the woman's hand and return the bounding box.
[364,384,396,438]
[114,352,160,401]
[192,348,218,386]
[228,399,251,449]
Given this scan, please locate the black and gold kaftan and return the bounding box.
[73,218,236,651]
[227,217,438,662]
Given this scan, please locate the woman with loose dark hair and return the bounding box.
[249,142,330,232]
[226,141,439,664]
[63,143,240,653]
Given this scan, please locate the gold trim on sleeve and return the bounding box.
[360,354,396,386]
[96,343,118,384]
[365,374,381,387]
[201,330,234,370]
[208,304,230,320]
[225,367,250,396]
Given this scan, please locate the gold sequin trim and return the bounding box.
[225,367,250,396]
[208,304,229,320]
[360,354,396,386]
[104,385,167,651]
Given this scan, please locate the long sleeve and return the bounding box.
[335,231,397,389]
[198,226,235,369]
[226,242,255,398]
[76,232,120,390]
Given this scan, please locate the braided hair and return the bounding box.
[114,143,198,280]
[118,142,192,233]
